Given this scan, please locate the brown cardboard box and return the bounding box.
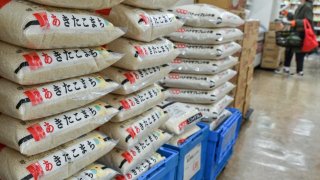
[197,0,247,10]
[261,45,284,69]
[269,22,284,31]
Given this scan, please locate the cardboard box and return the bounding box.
[197,0,247,10]
[261,46,284,69]
[269,22,284,31]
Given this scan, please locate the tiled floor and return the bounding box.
[219,56,320,180]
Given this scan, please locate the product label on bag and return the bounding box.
[184,143,201,180]
[134,44,171,57]
[33,12,108,30]
[25,102,109,142]
[149,14,175,26]
[123,66,163,84]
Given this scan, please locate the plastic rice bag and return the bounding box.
[101,65,171,95]
[168,125,201,146]
[186,95,234,119]
[170,56,238,75]
[0,101,118,156]
[28,0,123,10]
[160,69,237,90]
[100,107,169,150]
[165,82,235,104]
[169,4,244,28]
[0,131,117,180]
[101,84,165,122]
[158,101,203,135]
[108,38,179,70]
[175,42,241,60]
[167,27,243,45]
[123,0,179,9]
[0,0,124,49]
[203,109,232,130]
[0,74,119,120]
[105,4,184,42]
[67,163,118,180]
[99,129,171,174]
[0,41,123,85]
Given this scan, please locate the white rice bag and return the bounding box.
[170,56,238,75]
[67,163,118,180]
[160,69,237,90]
[100,107,169,150]
[0,0,124,49]
[115,152,165,180]
[99,129,172,174]
[166,82,235,104]
[123,0,179,9]
[105,4,184,42]
[0,74,119,121]
[0,41,123,85]
[101,65,171,95]
[102,84,165,122]
[167,27,243,45]
[28,0,123,10]
[108,38,179,70]
[158,101,203,135]
[0,101,118,156]
[168,125,201,146]
[204,109,232,130]
[0,131,117,180]
[175,42,241,60]
[187,95,234,119]
[169,4,244,28]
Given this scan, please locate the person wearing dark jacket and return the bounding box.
[276,0,314,76]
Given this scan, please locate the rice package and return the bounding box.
[99,129,172,174]
[175,42,241,60]
[109,38,179,70]
[170,56,238,75]
[0,101,118,156]
[160,69,237,90]
[169,4,244,28]
[105,4,184,42]
[168,125,201,146]
[204,109,232,130]
[167,27,243,45]
[123,0,179,9]
[28,0,123,10]
[67,163,118,180]
[102,84,165,122]
[0,42,123,85]
[0,75,119,120]
[187,95,234,119]
[0,0,124,49]
[166,82,235,104]
[100,107,169,150]
[115,152,164,180]
[158,101,203,135]
[101,65,171,95]
[0,131,117,180]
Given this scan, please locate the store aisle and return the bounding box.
[219,57,320,180]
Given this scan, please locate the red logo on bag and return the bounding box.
[27,124,46,141]
[26,163,44,180]
[178,120,188,130]
[134,46,147,56]
[0,0,11,9]
[138,13,149,25]
[170,89,181,94]
[172,58,182,64]
[121,151,134,163]
[178,138,186,145]
[169,73,180,79]
[115,175,126,180]
[177,28,186,33]
[176,8,188,15]
[175,43,186,49]
[120,100,131,110]
[23,52,43,70]
[0,144,6,151]
[95,8,112,16]
[126,127,137,139]
[124,72,136,84]
[33,12,50,28]
[24,89,44,105]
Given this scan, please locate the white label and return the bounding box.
[44,12,108,30]
[134,44,171,57]
[184,143,201,180]
[149,14,175,27]
[119,88,161,110]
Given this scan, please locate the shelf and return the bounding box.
[315,27,320,31]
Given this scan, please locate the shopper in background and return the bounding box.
[276,0,314,76]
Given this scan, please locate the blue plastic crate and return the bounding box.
[138,147,179,180]
[204,108,242,180]
[212,147,234,180]
[164,123,209,180]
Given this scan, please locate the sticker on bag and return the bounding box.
[168,125,201,146]
[204,109,232,130]
[184,143,202,180]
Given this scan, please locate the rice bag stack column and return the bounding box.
[0,1,125,179]
[160,4,244,133]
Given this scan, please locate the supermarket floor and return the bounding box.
[219,55,320,180]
